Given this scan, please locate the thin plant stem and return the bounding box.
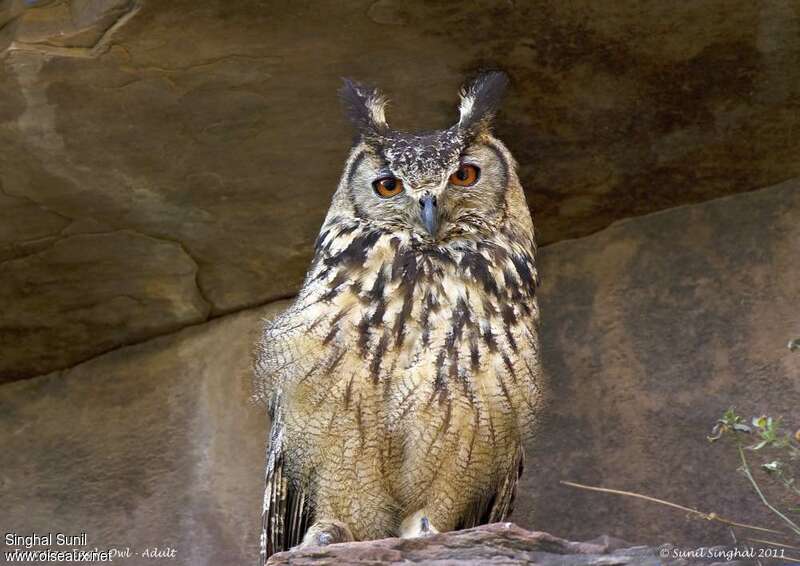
[746,537,800,550]
[775,471,800,498]
[561,480,786,535]
[737,443,800,537]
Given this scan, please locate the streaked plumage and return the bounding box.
[254,72,543,564]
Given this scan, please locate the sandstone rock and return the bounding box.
[12,0,135,52]
[0,182,797,563]
[0,229,211,381]
[2,1,800,378]
[521,178,800,547]
[0,301,287,565]
[266,523,748,566]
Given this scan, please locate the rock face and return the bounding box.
[2,0,800,379]
[0,229,210,380]
[1,0,138,56]
[266,523,744,566]
[0,301,285,565]
[519,178,800,546]
[0,181,797,565]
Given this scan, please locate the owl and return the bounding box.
[254,71,543,564]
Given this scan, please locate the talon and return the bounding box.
[300,520,354,548]
[400,510,439,538]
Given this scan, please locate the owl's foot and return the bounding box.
[399,510,440,538]
[299,520,354,548]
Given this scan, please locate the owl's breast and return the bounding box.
[258,224,543,498]
[272,225,542,433]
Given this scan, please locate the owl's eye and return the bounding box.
[449,164,480,187]
[373,176,404,198]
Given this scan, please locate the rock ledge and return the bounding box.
[267,523,745,565]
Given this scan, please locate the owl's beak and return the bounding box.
[418,194,438,236]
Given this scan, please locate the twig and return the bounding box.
[737,443,800,537]
[775,470,800,498]
[560,480,786,535]
[746,537,800,550]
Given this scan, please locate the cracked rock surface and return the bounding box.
[1,0,800,381]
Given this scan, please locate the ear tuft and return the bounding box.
[339,78,389,136]
[458,70,509,131]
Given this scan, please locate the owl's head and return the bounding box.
[328,72,530,243]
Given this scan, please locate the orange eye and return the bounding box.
[373,176,404,198]
[449,164,480,187]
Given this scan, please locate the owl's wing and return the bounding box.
[258,396,313,565]
[486,445,525,522]
[457,445,525,529]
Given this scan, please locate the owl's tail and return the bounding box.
[259,399,285,565]
[258,422,273,566]
[258,398,313,565]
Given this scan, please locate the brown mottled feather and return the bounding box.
[260,400,312,562]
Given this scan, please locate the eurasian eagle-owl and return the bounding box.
[254,71,543,563]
